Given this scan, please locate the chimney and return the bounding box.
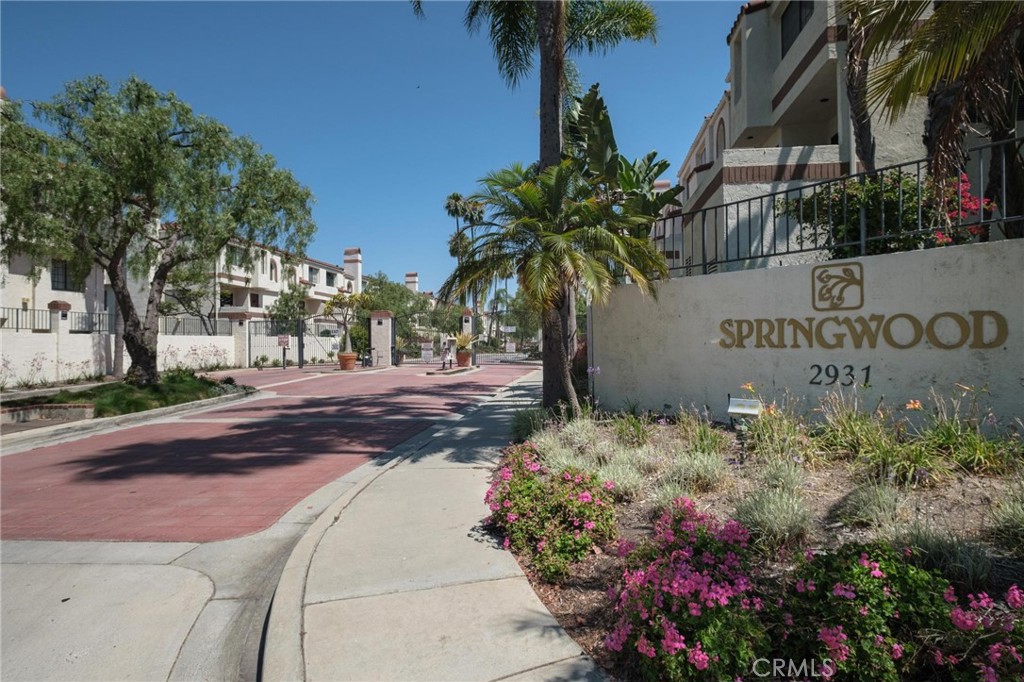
[343,248,362,294]
[405,272,419,293]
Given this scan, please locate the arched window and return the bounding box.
[270,261,278,282]
[716,119,726,159]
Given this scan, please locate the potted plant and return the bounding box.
[324,292,366,371]
[453,331,476,367]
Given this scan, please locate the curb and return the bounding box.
[0,388,262,454]
[261,369,542,681]
[261,423,446,681]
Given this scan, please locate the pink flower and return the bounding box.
[603,480,616,491]
[1006,584,1023,610]
[506,513,518,523]
[950,607,978,631]
[943,585,958,603]
[636,635,656,659]
[577,491,593,503]
[832,583,857,599]
[688,642,710,670]
[500,467,512,481]
[891,643,903,660]
[583,520,596,531]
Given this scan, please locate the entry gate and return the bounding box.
[248,316,341,367]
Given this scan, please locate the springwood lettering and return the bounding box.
[719,311,1008,350]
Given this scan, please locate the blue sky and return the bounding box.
[1,1,739,293]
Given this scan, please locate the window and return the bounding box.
[697,145,707,165]
[260,252,267,274]
[51,260,82,291]
[250,293,261,308]
[270,261,278,282]
[226,245,246,267]
[716,120,726,159]
[308,267,319,285]
[326,272,336,288]
[220,291,234,307]
[781,0,814,58]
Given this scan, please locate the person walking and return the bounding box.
[440,343,451,370]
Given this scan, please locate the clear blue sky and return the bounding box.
[1,1,739,293]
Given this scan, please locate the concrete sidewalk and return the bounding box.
[263,370,605,682]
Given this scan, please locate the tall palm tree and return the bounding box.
[439,161,666,415]
[417,0,659,370]
[846,0,1024,234]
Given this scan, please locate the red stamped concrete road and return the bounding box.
[1,364,533,543]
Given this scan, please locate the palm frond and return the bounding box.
[566,0,658,56]
[465,1,536,88]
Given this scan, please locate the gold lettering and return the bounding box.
[755,319,782,348]
[925,312,970,350]
[735,320,755,348]
[814,316,846,349]
[788,318,815,349]
[969,310,1009,349]
[719,319,736,349]
[774,318,787,348]
[841,315,884,349]
[882,313,924,349]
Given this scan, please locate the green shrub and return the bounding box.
[833,483,902,528]
[759,457,805,493]
[990,482,1024,558]
[560,415,602,454]
[734,487,812,550]
[596,456,645,502]
[677,407,730,455]
[484,442,616,582]
[815,391,895,461]
[606,499,768,681]
[510,407,548,442]
[778,542,954,681]
[861,440,950,487]
[889,521,993,594]
[614,412,654,447]
[739,401,814,462]
[667,450,730,493]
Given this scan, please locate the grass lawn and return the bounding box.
[2,369,251,418]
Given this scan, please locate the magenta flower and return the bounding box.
[1005,584,1023,610]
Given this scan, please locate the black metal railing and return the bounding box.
[68,311,114,334]
[158,316,233,336]
[0,307,53,332]
[653,137,1024,277]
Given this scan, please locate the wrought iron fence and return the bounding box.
[0,307,53,332]
[68,311,114,334]
[158,316,233,336]
[653,137,1024,277]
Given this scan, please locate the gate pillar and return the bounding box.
[370,311,394,367]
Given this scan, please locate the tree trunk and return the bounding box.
[846,27,876,172]
[541,284,580,417]
[108,262,160,386]
[536,0,565,170]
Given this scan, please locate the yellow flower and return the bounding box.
[905,399,922,411]
[764,403,778,416]
[741,382,755,392]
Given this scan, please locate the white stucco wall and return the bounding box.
[592,240,1024,422]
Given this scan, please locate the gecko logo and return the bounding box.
[812,263,863,311]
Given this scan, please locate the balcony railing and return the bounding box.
[0,307,52,332]
[653,137,1024,277]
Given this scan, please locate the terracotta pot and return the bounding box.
[338,352,358,370]
[456,350,471,367]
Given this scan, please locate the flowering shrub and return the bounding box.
[484,442,616,582]
[604,504,1023,681]
[930,173,996,247]
[606,499,768,681]
[777,543,1023,681]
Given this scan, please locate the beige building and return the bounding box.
[659,0,930,274]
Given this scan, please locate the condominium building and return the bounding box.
[658,0,930,274]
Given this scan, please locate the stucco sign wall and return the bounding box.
[591,240,1024,422]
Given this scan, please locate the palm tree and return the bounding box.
[846,0,1024,234]
[438,160,666,415]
